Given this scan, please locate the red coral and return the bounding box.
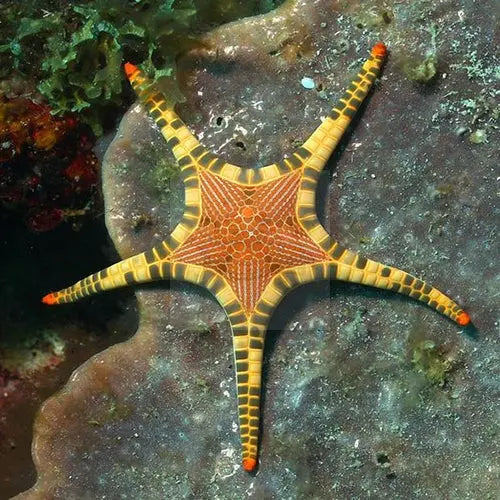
[0,368,18,389]
[0,97,100,231]
[64,151,98,191]
[26,208,64,232]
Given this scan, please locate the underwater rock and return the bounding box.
[18,0,497,497]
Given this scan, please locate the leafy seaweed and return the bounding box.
[0,0,285,135]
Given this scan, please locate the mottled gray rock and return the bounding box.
[18,0,498,498]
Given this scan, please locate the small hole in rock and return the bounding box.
[386,471,397,480]
[216,116,224,126]
[382,11,393,24]
[376,453,390,465]
[356,22,364,29]
[316,83,324,92]
[235,141,246,151]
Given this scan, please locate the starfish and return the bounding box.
[43,42,471,472]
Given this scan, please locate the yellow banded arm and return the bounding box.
[42,243,172,305]
[259,253,470,327]
[231,314,268,472]
[124,63,229,175]
[327,245,470,325]
[171,261,266,473]
[291,43,388,177]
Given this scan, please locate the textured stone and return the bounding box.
[18,0,498,498]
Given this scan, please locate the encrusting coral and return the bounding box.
[0,97,99,231]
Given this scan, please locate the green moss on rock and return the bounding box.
[469,129,488,144]
[0,0,285,135]
[411,339,452,386]
[403,54,438,83]
[154,157,180,196]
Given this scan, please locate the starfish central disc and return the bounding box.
[171,171,329,311]
[241,206,254,218]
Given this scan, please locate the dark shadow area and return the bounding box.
[0,215,138,499]
[461,323,479,341]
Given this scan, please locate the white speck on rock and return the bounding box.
[301,77,315,89]
[234,124,248,136]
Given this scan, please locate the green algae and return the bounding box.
[154,157,180,197]
[0,0,284,135]
[354,7,394,30]
[194,376,209,393]
[397,22,440,84]
[88,395,133,426]
[469,128,488,144]
[403,54,437,83]
[410,339,453,387]
[1,1,198,134]
[452,49,500,84]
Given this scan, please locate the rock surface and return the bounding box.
[18,0,498,498]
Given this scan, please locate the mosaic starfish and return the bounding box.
[43,42,471,472]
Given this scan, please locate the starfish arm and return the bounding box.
[41,243,172,305]
[124,63,211,165]
[286,42,387,178]
[232,317,266,473]
[124,63,255,184]
[255,256,470,327]
[230,265,338,472]
[326,246,470,326]
[168,261,264,471]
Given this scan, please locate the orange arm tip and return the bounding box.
[124,62,139,78]
[242,457,257,472]
[456,311,471,326]
[371,42,387,58]
[42,293,57,305]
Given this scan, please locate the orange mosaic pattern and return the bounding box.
[172,171,328,311]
